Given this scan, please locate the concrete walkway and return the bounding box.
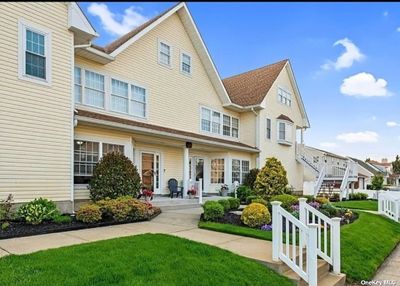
[0,207,273,265]
[373,243,400,285]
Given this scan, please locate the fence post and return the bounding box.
[271,201,282,262]
[307,224,318,286]
[377,191,383,214]
[198,179,203,205]
[331,217,341,274]
[298,198,307,248]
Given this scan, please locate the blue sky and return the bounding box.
[79,2,400,161]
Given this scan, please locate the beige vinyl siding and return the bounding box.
[0,3,73,202]
[75,13,240,142]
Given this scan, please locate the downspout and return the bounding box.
[251,107,261,168]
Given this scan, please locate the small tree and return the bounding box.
[89,152,141,201]
[392,155,400,174]
[243,168,259,189]
[371,174,384,190]
[254,157,289,199]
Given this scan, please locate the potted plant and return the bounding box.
[142,189,153,201]
[187,188,196,199]
[220,184,229,197]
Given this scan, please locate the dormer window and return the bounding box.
[276,114,293,146]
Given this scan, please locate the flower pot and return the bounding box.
[145,196,151,202]
[221,190,228,197]
[188,194,195,199]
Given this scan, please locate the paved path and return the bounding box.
[0,207,274,265]
[373,243,400,285]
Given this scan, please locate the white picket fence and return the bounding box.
[378,191,400,222]
[272,198,342,286]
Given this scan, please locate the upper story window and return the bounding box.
[277,120,293,145]
[159,41,171,67]
[278,87,292,107]
[201,107,239,138]
[74,67,147,119]
[181,53,192,75]
[18,20,51,84]
[266,118,271,139]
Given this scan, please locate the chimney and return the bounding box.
[381,158,388,164]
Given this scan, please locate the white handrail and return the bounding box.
[314,165,326,196]
[299,198,341,274]
[272,201,318,286]
[378,191,400,222]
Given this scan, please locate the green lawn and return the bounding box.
[0,233,293,286]
[332,200,378,211]
[199,212,400,283]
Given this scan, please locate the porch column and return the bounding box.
[301,128,304,144]
[183,142,191,198]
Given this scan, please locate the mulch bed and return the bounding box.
[0,209,161,240]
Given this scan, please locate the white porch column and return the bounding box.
[183,146,190,198]
[300,128,304,144]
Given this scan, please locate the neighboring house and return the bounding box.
[348,157,384,189]
[0,2,309,212]
[368,159,392,185]
[300,146,358,196]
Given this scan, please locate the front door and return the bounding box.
[190,157,204,191]
[141,152,161,194]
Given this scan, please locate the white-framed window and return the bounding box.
[278,87,292,107]
[159,41,171,67]
[181,52,191,75]
[18,20,51,84]
[277,120,293,145]
[85,70,105,108]
[200,107,239,138]
[74,67,148,119]
[111,79,129,113]
[232,159,250,183]
[266,118,271,139]
[74,140,125,184]
[211,158,225,184]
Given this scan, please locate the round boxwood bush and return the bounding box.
[228,198,240,210]
[254,157,289,200]
[218,199,231,212]
[270,194,298,210]
[89,152,141,201]
[76,204,102,223]
[202,201,224,221]
[251,198,267,206]
[241,203,271,228]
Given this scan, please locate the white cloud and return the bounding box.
[321,38,365,70]
[386,121,400,127]
[371,116,377,121]
[336,131,379,143]
[88,3,149,37]
[320,142,338,148]
[340,72,391,97]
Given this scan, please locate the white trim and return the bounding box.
[18,18,52,86]
[157,38,173,69]
[180,50,192,76]
[70,32,75,212]
[67,2,98,37]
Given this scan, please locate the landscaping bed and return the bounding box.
[0,233,293,286]
[0,210,161,240]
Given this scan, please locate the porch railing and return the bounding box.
[378,191,400,222]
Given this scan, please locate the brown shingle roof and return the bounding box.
[91,3,181,54]
[277,114,294,123]
[222,59,288,107]
[76,109,259,152]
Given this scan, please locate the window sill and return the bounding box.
[19,73,51,86]
[158,61,173,70]
[277,140,293,146]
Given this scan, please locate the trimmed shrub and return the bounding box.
[236,185,253,202]
[218,199,231,212]
[89,152,141,201]
[349,192,368,200]
[254,157,289,199]
[315,197,330,205]
[53,215,72,224]
[96,196,153,221]
[241,203,271,228]
[320,203,339,218]
[245,195,261,205]
[17,198,60,225]
[227,198,240,210]
[203,201,224,221]
[371,174,384,190]
[243,168,259,189]
[270,194,298,210]
[251,198,267,206]
[303,195,315,203]
[76,204,102,223]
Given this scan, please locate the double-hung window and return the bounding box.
[232,118,239,138]
[85,70,105,108]
[211,158,225,184]
[223,115,231,136]
[266,118,271,139]
[159,41,171,66]
[181,53,191,75]
[277,120,293,145]
[200,107,239,138]
[74,67,82,103]
[111,79,129,113]
[201,108,211,132]
[131,85,146,117]
[212,111,221,134]
[231,159,250,183]
[278,87,292,107]
[19,21,51,83]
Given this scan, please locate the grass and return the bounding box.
[0,233,293,286]
[332,200,378,211]
[199,212,400,283]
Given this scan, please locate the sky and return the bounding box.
[78,2,400,162]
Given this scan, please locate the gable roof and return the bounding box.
[350,157,384,175]
[222,59,288,107]
[305,146,348,160]
[277,114,294,123]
